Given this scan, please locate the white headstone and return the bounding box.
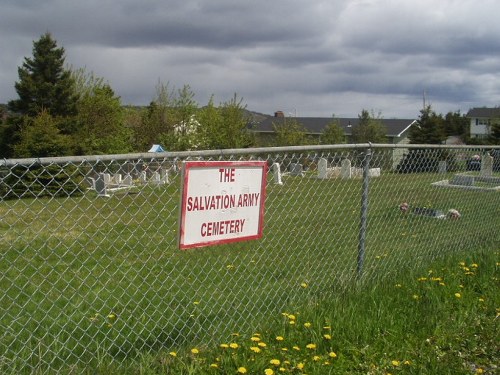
[113,173,122,184]
[341,159,352,179]
[481,155,493,177]
[161,169,169,183]
[318,158,328,179]
[103,173,111,185]
[368,168,381,177]
[139,171,147,184]
[151,171,161,184]
[95,174,108,196]
[272,163,283,185]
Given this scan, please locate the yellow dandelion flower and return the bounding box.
[169,351,177,357]
[258,342,267,347]
[250,346,261,353]
[279,367,286,372]
[270,359,281,366]
[476,368,484,374]
[323,361,331,365]
[229,343,239,349]
[253,333,261,336]
[231,332,240,336]
[288,314,296,320]
[289,320,296,325]
[210,363,218,368]
[395,284,402,287]
[281,347,288,351]
[391,360,400,366]
[220,343,229,349]
[323,326,331,330]
[471,263,478,268]
[276,336,284,341]
[251,336,261,342]
[323,334,332,340]
[107,313,117,320]
[265,369,274,375]
[300,282,308,288]
[455,293,461,298]
[193,301,200,305]
[306,343,316,350]
[313,355,321,361]
[412,294,419,300]
[191,348,199,354]
[296,362,304,370]
[304,322,312,328]
[237,367,247,374]
[403,360,411,365]
[293,346,300,351]
[329,352,337,358]
[479,297,485,302]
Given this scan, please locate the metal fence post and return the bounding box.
[357,146,372,278]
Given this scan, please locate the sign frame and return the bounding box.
[178,160,267,250]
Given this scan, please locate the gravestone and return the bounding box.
[161,169,169,183]
[368,168,381,177]
[450,174,474,186]
[113,173,122,184]
[341,159,352,179]
[139,171,147,184]
[438,161,447,174]
[103,173,111,186]
[481,155,493,177]
[290,163,304,176]
[318,158,328,179]
[151,171,161,184]
[272,163,283,185]
[95,174,108,197]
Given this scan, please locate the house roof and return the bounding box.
[466,107,500,118]
[251,116,417,138]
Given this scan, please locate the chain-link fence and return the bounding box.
[1,144,499,373]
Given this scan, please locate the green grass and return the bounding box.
[0,167,499,373]
[73,248,500,374]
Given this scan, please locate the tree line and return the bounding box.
[0,33,497,160]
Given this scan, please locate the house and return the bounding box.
[251,111,417,145]
[466,107,500,140]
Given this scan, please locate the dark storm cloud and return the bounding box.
[1,0,499,118]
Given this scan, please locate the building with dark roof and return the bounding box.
[251,111,417,145]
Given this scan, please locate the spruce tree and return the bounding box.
[8,32,77,117]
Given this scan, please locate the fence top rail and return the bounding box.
[1,143,499,166]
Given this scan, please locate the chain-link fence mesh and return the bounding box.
[1,144,499,373]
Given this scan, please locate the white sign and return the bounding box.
[179,161,267,249]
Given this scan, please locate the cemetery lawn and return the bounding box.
[94,248,500,374]
[1,171,499,373]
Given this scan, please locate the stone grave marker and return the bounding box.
[450,174,474,186]
[95,174,108,197]
[290,163,304,176]
[272,163,283,185]
[318,158,328,179]
[341,159,352,179]
[481,155,493,177]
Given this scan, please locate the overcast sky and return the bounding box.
[1,0,499,119]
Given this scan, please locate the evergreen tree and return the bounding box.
[351,109,386,143]
[8,32,77,117]
[409,105,445,144]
